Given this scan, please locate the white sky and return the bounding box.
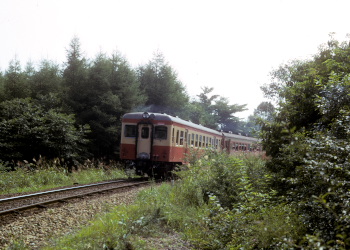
[1,0,349,118]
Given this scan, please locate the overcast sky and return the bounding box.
[1,0,349,118]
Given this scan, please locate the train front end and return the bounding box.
[120,112,173,177]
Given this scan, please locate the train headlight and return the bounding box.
[142,112,150,119]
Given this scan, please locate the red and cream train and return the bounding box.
[120,112,261,176]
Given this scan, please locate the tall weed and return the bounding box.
[0,166,126,195]
[177,152,304,249]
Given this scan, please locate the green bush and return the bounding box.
[177,153,304,249]
[259,37,350,248]
[0,98,90,163]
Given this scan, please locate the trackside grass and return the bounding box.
[37,152,304,250]
[0,165,127,195]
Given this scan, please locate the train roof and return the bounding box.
[223,132,259,143]
[123,112,259,143]
[123,112,222,136]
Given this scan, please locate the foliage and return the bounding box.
[213,96,247,132]
[254,101,275,121]
[0,98,89,162]
[81,52,145,157]
[188,86,219,128]
[3,58,30,100]
[0,71,6,102]
[137,52,189,116]
[260,34,350,247]
[176,153,303,249]
[187,86,247,132]
[60,38,146,157]
[30,60,62,98]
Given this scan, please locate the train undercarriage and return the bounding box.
[124,160,181,179]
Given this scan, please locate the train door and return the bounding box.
[137,124,153,159]
[184,129,189,156]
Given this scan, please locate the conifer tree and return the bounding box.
[62,36,89,117]
[30,60,62,98]
[3,58,30,100]
[137,52,189,115]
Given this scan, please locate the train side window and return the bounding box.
[199,135,202,147]
[180,131,184,145]
[141,127,149,139]
[125,125,137,137]
[187,133,191,145]
[172,128,175,143]
[203,136,205,148]
[191,134,194,146]
[195,134,198,147]
[176,130,180,145]
[154,126,167,140]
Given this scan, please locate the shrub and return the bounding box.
[177,153,304,249]
[0,98,90,163]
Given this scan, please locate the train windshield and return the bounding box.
[125,125,136,137]
[154,126,167,140]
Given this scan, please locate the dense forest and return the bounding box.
[0,37,264,166]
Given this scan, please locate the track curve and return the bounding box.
[0,179,150,216]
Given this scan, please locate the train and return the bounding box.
[120,112,261,177]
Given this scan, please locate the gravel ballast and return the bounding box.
[0,186,148,249]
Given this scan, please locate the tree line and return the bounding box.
[0,36,262,165]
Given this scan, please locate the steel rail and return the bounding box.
[0,181,150,216]
[0,180,126,204]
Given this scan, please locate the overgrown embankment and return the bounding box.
[6,151,348,249]
[33,152,303,250]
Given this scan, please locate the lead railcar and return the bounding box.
[120,112,261,177]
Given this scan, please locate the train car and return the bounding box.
[120,112,260,177]
[222,131,261,154]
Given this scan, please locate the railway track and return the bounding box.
[0,179,150,216]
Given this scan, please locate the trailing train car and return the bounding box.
[120,112,260,177]
[222,131,261,154]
